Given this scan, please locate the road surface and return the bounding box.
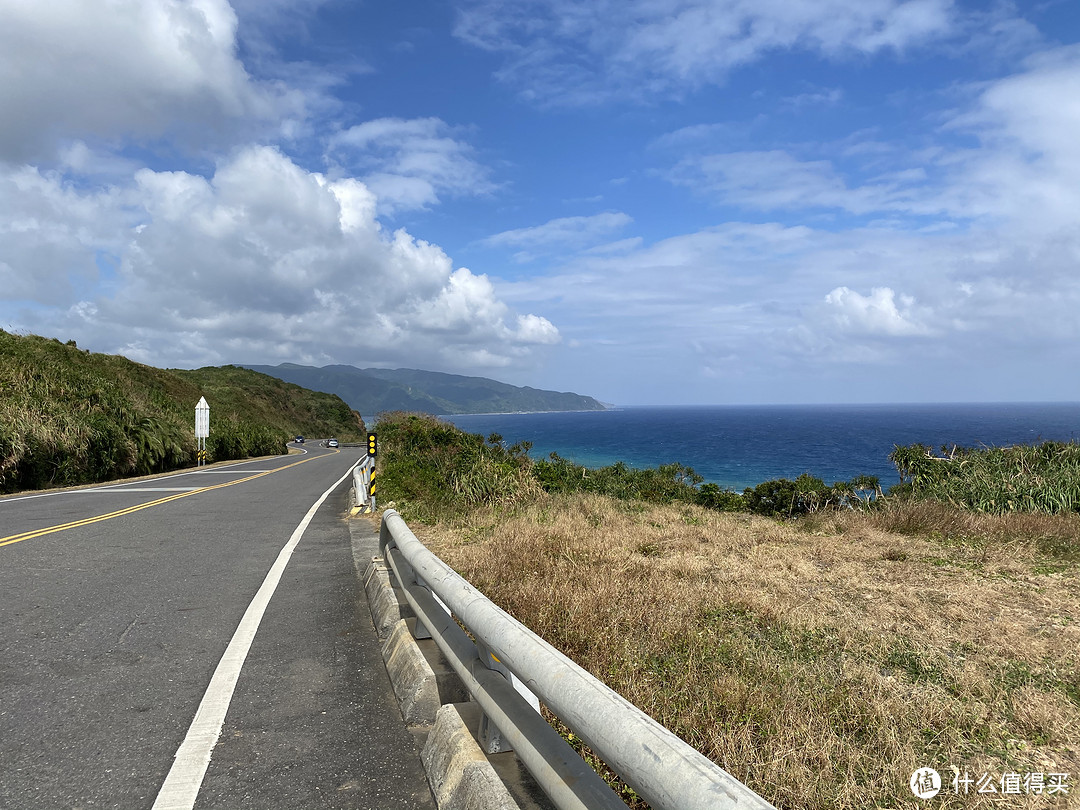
[0,444,435,809]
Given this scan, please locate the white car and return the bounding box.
[327,438,339,448]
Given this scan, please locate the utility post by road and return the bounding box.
[367,432,377,510]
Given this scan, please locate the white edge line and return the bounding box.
[151,460,359,810]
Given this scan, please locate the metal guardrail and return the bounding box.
[379,507,778,810]
[352,454,376,512]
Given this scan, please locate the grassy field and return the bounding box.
[0,331,364,492]
[374,412,1079,809]
[412,497,1079,809]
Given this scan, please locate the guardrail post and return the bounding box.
[473,639,544,755]
[475,640,510,753]
[411,573,433,640]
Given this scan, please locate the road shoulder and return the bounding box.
[194,483,436,810]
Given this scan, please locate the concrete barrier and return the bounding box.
[382,618,442,727]
[363,549,543,809]
[364,556,411,639]
[422,704,519,810]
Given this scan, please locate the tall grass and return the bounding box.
[374,412,541,521]
[890,441,1080,514]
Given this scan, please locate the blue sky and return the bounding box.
[2,0,1079,406]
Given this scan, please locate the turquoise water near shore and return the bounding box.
[442,403,1080,491]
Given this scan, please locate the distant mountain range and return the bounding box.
[241,364,607,417]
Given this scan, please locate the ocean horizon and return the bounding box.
[441,402,1080,491]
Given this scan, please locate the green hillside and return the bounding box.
[243,363,607,415]
[0,331,364,493]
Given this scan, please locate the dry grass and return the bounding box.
[411,494,1080,810]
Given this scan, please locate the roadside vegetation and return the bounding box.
[374,411,1080,809]
[0,331,364,493]
[890,441,1080,514]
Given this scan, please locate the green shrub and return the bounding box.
[741,474,879,518]
[695,482,744,511]
[742,477,802,517]
[532,455,702,503]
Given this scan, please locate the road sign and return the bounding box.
[195,397,210,438]
[195,397,210,467]
[367,432,377,456]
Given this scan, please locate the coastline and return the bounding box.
[439,403,1080,492]
[437,407,615,418]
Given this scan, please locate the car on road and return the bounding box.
[327,438,339,448]
[295,435,305,444]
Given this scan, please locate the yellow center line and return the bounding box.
[0,454,333,548]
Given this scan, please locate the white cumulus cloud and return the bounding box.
[0,0,304,162]
[823,286,932,337]
[2,146,559,370]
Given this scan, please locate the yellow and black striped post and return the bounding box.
[367,433,377,510]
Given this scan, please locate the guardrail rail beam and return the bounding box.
[379,508,778,810]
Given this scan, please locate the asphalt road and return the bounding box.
[0,445,435,810]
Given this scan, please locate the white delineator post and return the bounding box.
[195,397,210,466]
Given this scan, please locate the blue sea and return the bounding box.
[442,403,1080,491]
